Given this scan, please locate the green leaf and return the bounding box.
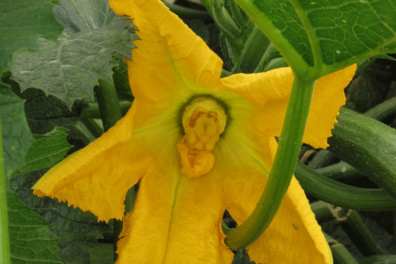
[12,0,138,109]
[345,58,396,114]
[11,170,111,264]
[21,88,82,135]
[235,0,396,78]
[0,0,64,73]
[12,127,72,177]
[232,249,255,264]
[113,59,133,101]
[7,191,61,264]
[0,83,33,184]
[374,54,396,61]
[2,76,81,134]
[89,243,113,264]
[360,255,396,264]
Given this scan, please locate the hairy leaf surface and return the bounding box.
[11,170,111,264]
[12,128,72,177]
[0,83,33,183]
[0,0,63,73]
[236,0,396,77]
[8,191,61,264]
[12,0,138,108]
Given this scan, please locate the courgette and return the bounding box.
[328,107,396,199]
[294,161,396,211]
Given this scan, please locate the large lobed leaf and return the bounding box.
[20,88,82,135]
[232,249,256,264]
[235,0,396,78]
[0,83,33,184]
[12,127,72,177]
[2,76,81,134]
[12,0,138,109]
[0,0,64,73]
[11,170,111,264]
[7,191,61,264]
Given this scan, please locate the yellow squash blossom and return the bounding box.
[33,0,356,263]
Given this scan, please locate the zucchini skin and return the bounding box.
[295,161,396,211]
[328,107,396,199]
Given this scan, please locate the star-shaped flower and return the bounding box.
[33,0,356,263]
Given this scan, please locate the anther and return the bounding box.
[177,97,227,178]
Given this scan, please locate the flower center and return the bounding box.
[177,97,227,178]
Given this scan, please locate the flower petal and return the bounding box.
[246,177,332,264]
[116,159,233,264]
[222,65,356,148]
[217,136,331,263]
[109,0,223,105]
[33,106,154,222]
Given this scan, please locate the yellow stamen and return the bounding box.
[205,118,217,137]
[176,139,215,178]
[177,97,226,178]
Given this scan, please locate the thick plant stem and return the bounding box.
[312,201,386,256]
[315,162,361,182]
[212,0,241,39]
[339,210,386,256]
[295,161,396,211]
[82,102,131,119]
[325,233,359,264]
[95,80,123,131]
[225,76,316,250]
[164,2,212,20]
[228,0,247,27]
[80,117,104,139]
[308,149,334,169]
[311,201,334,223]
[94,80,134,261]
[0,109,11,264]
[364,96,396,121]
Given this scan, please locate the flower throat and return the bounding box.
[177,97,227,178]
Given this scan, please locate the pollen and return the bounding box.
[177,97,226,178]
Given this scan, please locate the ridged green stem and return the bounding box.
[95,80,123,131]
[261,57,288,72]
[94,80,134,261]
[73,120,97,145]
[315,162,361,182]
[82,101,131,119]
[0,108,11,264]
[364,96,396,121]
[212,0,241,39]
[311,201,334,223]
[338,210,386,256]
[318,204,385,256]
[359,255,396,264]
[254,43,282,73]
[200,0,214,16]
[80,117,103,139]
[295,161,396,211]
[307,149,334,169]
[226,77,316,250]
[232,26,270,73]
[325,233,359,264]
[221,220,232,235]
[228,0,247,27]
[164,2,212,20]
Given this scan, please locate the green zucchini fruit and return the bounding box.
[328,107,396,199]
